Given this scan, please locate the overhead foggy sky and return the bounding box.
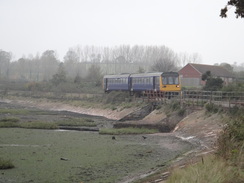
[0,0,243,65]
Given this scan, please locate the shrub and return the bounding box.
[0,158,14,169]
[177,108,186,117]
[205,103,219,113]
[166,155,236,183]
[217,107,244,162]
[103,91,131,105]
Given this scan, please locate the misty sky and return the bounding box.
[0,0,243,65]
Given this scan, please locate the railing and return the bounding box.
[142,90,244,107]
[182,90,244,107]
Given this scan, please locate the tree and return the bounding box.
[220,0,244,18]
[0,50,12,79]
[150,46,179,72]
[202,71,224,91]
[64,49,80,78]
[138,66,145,73]
[86,64,102,86]
[220,63,234,73]
[40,50,59,81]
[204,78,224,91]
[51,63,66,86]
[74,73,82,84]
[202,70,212,81]
[64,49,79,64]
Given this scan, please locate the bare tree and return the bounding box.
[40,50,59,81]
[178,52,202,67]
[0,50,12,79]
[64,48,80,78]
[151,46,179,72]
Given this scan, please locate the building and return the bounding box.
[178,63,235,88]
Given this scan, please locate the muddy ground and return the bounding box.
[0,98,224,183]
[0,100,195,183]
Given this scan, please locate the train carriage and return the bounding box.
[130,72,162,92]
[103,74,130,92]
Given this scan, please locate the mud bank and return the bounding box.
[0,98,138,120]
[0,101,196,183]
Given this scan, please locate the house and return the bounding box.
[178,63,235,88]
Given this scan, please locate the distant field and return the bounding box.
[0,128,193,183]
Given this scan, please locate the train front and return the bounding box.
[160,72,181,93]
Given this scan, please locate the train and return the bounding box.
[103,72,181,95]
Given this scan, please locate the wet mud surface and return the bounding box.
[0,101,196,183]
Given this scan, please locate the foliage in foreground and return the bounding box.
[166,105,244,183]
[166,155,240,183]
[217,107,244,168]
[99,127,159,135]
[0,158,14,169]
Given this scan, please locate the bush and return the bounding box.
[166,155,236,183]
[177,108,186,117]
[0,158,14,169]
[103,91,131,105]
[218,107,244,161]
[205,103,219,113]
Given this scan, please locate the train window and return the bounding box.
[162,77,167,84]
[174,77,179,84]
[133,78,136,83]
[168,77,173,84]
[151,77,154,84]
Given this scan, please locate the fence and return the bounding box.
[182,90,244,107]
[142,90,244,107]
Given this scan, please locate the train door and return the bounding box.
[103,78,108,92]
[154,76,160,91]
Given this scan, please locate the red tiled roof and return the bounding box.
[189,63,235,78]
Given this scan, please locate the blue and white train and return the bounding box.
[103,72,181,94]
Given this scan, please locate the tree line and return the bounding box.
[0,45,201,83]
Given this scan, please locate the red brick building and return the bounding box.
[178,63,235,88]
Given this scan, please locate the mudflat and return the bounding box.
[0,102,194,183]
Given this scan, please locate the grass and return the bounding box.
[0,158,15,169]
[0,113,96,129]
[166,155,238,183]
[0,108,29,115]
[0,119,96,129]
[165,106,244,183]
[99,127,159,135]
[0,117,20,127]
[56,118,96,127]
[20,121,58,129]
